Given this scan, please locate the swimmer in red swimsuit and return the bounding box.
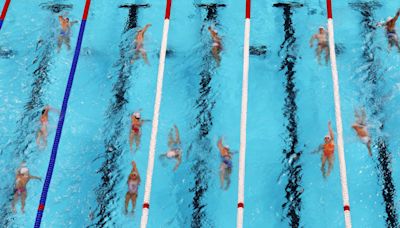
[11,164,41,213]
[313,121,335,179]
[36,105,60,150]
[129,111,150,152]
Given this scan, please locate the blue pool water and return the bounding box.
[1,0,400,227]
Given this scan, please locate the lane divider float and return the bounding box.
[34,1,91,227]
[140,0,172,227]
[237,0,250,227]
[325,0,352,227]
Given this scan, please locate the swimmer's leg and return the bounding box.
[219,165,225,189]
[65,37,71,51]
[57,36,63,52]
[367,140,372,156]
[21,191,27,213]
[326,155,334,178]
[135,133,141,151]
[324,46,329,64]
[140,50,149,65]
[224,168,232,190]
[124,192,130,213]
[130,193,137,213]
[321,154,327,178]
[173,154,182,171]
[11,192,18,213]
[129,131,134,151]
[316,46,323,65]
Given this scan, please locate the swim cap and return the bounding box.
[133,112,141,119]
[20,167,29,175]
[324,135,331,140]
[387,16,393,22]
[319,26,324,29]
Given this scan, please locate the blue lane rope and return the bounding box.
[34,1,91,226]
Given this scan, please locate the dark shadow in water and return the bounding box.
[184,3,225,228]
[350,1,398,227]
[88,4,148,227]
[273,2,304,227]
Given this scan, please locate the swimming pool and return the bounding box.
[1,0,400,227]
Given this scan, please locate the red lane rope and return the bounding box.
[326,0,332,19]
[165,0,172,19]
[0,0,11,20]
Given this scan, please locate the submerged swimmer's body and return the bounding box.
[352,108,372,156]
[217,137,233,190]
[310,26,329,65]
[57,16,78,52]
[377,9,400,52]
[36,105,60,149]
[159,125,182,171]
[208,26,222,66]
[131,24,151,65]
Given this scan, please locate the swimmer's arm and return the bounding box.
[328,121,334,141]
[142,24,151,34]
[70,20,79,26]
[29,175,41,181]
[174,125,181,144]
[311,145,323,154]
[309,35,316,47]
[217,137,224,153]
[58,16,64,24]
[394,10,400,22]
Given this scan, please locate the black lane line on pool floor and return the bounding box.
[0,4,71,226]
[89,4,148,227]
[350,1,398,227]
[274,2,304,227]
[185,3,225,228]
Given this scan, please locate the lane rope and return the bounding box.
[325,0,352,227]
[0,0,11,30]
[140,0,172,227]
[34,1,91,227]
[237,0,250,227]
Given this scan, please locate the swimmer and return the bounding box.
[208,26,222,66]
[310,26,329,65]
[377,9,400,52]
[131,24,152,65]
[313,121,334,179]
[159,125,182,171]
[124,162,140,214]
[57,15,79,52]
[36,105,60,149]
[352,108,372,156]
[129,111,150,152]
[11,164,41,213]
[217,137,233,190]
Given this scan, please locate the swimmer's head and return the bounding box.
[319,26,324,32]
[130,172,138,179]
[19,167,29,175]
[133,112,141,119]
[42,109,45,115]
[66,18,70,22]
[324,135,331,142]
[387,17,393,22]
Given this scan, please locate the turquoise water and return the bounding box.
[1,0,400,227]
